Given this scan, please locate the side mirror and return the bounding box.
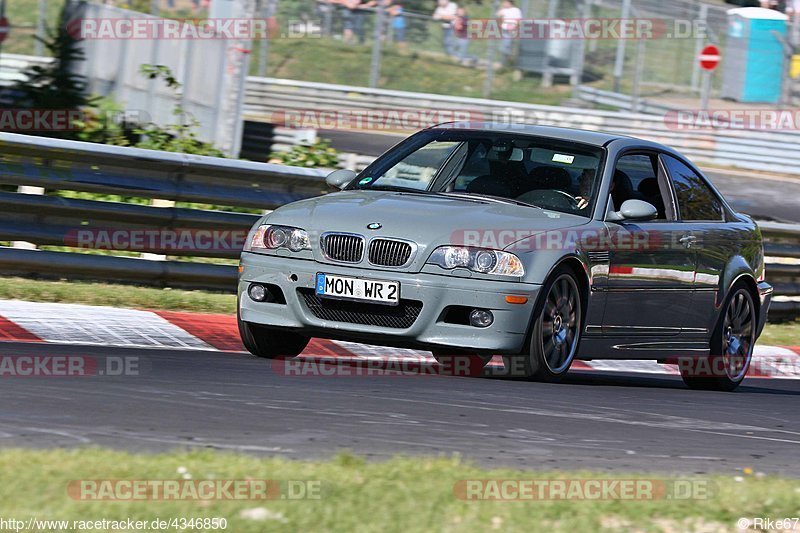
[617,199,658,221]
[325,169,357,190]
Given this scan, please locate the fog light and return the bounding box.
[248,284,267,302]
[469,309,494,328]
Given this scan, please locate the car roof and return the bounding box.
[430,122,668,150]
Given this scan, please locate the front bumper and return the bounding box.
[238,252,540,353]
[757,280,773,338]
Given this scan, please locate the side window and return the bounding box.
[372,141,461,190]
[451,143,490,190]
[612,154,668,220]
[661,155,725,222]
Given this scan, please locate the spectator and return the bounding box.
[760,0,787,11]
[190,0,209,13]
[340,0,369,44]
[453,7,471,64]
[388,0,407,52]
[496,0,522,64]
[433,0,459,57]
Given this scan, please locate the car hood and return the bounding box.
[265,190,589,270]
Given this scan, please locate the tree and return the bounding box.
[10,0,94,114]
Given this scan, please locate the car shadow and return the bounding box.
[482,368,800,395]
[274,355,800,395]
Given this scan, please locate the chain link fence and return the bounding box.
[247,0,583,101]
[3,0,800,109]
[244,0,800,108]
[579,0,800,107]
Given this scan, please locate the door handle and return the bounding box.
[679,235,697,248]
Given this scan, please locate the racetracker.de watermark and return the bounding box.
[0,109,85,132]
[453,228,669,252]
[454,479,715,501]
[665,109,800,131]
[274,108,484,131]
[68,479,322,500]
[69,18,276,40]
[668,355,800,379]
[271,356,490,378]
[65,229,249,254]
[0,355,144,377]
[466,18,708,40]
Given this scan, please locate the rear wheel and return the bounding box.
[681,284,755,392]
[504,267,583,381]
[238,310,309,359]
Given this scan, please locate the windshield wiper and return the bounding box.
[439,191,541,209]
[364,185,431,194]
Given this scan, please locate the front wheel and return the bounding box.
[680,284,756,392]
[504,267,583,381]
[238,310,309,359]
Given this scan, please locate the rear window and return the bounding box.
[661,155,725,222]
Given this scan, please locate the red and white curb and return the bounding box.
[0,300,798,379]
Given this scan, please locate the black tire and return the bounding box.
[503,266,583,381]
[431,350,491,377]
[237,310,309,359]
[680,283,756,392]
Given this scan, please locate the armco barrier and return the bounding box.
[0,132,798,320]
[0,131,326,289]
[244,77,800,177]
[4,56,800,175]
[0,131,328,208]
[759,221,800,320]
[5,57,800,176]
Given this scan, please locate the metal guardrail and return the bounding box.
[4,58,799,176]
[756,221,800,321]
[0,54,52,88]
[0,247,238,292]
[0,131,328,208]
[0,55,54,107]
[0,131,798,321]
[244,77,800,177]
[0,131,327,290]
[575,87,679,115]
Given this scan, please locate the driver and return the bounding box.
[577,170,625,213]
[575,168,596,211]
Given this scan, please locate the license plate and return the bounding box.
[315,273,400,306]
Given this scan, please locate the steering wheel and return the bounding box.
[517,189,580,211]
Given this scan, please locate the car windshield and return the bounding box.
[350,130,605,217]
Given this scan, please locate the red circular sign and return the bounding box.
[699,44,721,71]
[0,17,9,44]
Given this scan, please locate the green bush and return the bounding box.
[124,65,226,157]
[268,138,339,168]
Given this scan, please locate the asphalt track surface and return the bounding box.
[320,129,800,223]
[2,341,799,476]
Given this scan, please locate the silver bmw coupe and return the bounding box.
[238,123,772,391]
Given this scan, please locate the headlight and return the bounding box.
[427,246,524,277]
[246,224,311,252]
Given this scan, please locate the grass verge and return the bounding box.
[260,38,572,106]
[0,449,797,532]
[0,276,797,346]
[0,277,236,315]
[760,320,800,347]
